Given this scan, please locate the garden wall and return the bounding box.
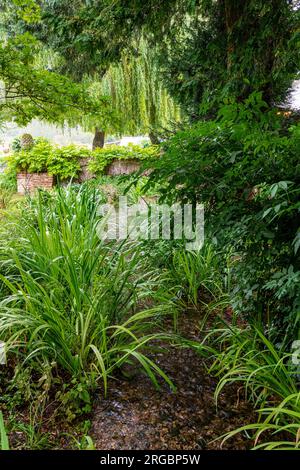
[17,173,54,195]
[78,158,95,182]
[105,159,141,176]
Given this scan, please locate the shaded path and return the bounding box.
[91,316,255,450]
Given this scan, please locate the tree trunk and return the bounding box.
[149,131,160,145]
[92,128,105,149]
[224,0,246,71]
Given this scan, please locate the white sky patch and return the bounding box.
[289,80,300,110]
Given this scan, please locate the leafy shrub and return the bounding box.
[88,174,160,205]
[143,93,300,342]
[7,140,159,181]
[89,144,159,175]
[8,139,86,180]
[50,145,90,180]
[11,137,21,153]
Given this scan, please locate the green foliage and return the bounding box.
[83,38,182,136]
[0,11,110,126]
[33,1,299,120]
[167,244,225,309]
[158,1,300,116]
[11,4,182,138]
[1,0,299,453]
[195,323,300,450]
[0,185,175,394]
[0,176,15,208]
[56,377,93,422]
[9,0,40,23]
[33,0,185,77]
[9,138,53,173]
[144,94,300,341]
[0,412,9,450]
[89,144,160,175]
[87,174,159,205]
[11,137,22,153]
[8,139,84,180]
[7,140,159,181]
[234,396,300,450]
[49,145,89,180]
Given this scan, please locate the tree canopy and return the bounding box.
[0,1,110,126]
[33,0,300,118]
[80,39,182,139]
[1,1,299,128]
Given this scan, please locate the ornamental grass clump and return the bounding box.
[0,185,175,393]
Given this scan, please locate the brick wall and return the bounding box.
[17,173,54,195]
[105,159,141,176]
[78,157,95,182]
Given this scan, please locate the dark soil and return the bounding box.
[2,314,256,450]
[91,314,255,450]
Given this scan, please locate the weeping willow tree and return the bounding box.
[5,19,181,146]
[5,1,182,147]
[82,39,182,146]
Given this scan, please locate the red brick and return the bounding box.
[17,173,54,195]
